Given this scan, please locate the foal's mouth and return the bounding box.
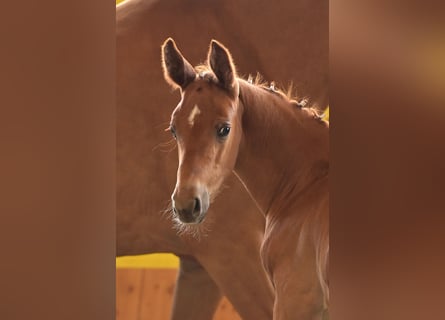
[171,208,211,240]
[178,213,206,224]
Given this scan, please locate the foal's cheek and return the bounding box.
[223,136,239,168]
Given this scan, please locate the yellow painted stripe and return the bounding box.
[116,253,179,269]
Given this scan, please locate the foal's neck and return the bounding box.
[235,80,329,218]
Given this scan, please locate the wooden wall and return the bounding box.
[116,268,242,320]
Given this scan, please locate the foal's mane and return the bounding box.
[194,65,329,126]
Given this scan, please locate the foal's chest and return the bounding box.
[260,215,300,279]
[260,211,318,280]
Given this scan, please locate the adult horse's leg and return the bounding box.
[170,256,222,320]
[322,309,330,320]
[197,252,274,320]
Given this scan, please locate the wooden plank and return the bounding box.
[139,269,177,320]
[117,268,242,320]
[116,269,144,320]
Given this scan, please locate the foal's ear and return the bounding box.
[162,38,196,90]
[208,40,238,97]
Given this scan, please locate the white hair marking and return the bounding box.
[188,104,201,127]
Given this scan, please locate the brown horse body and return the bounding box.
[162,39,329,319]
[236,80,330,319]
[117,0,327,318]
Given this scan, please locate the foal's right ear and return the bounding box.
[208,40,238,97]
[161,38,196,90]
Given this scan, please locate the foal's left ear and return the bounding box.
[208,40,239,97]
[162,38,197,90]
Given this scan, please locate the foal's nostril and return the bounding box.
[172,196,202,223]
[193,197,201,214]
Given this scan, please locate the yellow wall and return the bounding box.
[116,253,179,269]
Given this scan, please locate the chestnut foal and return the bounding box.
[162,39,329,320]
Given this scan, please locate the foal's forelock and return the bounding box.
[196,67,218,83]
[192,65,239,97]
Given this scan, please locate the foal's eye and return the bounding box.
[216,124,231,139]
[170,126,177,139]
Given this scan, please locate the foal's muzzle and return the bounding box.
[172,186,209,224]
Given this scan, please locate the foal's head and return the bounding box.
[162,38,242,224]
